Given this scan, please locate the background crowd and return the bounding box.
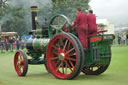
[0,33,128,53]
[117,33,128,46]
[0,37,26,53]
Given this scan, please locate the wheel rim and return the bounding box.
[82,64,110,75]
[47,34,78,79]
[44,55,51,73]
[82,66,102,73]
[14,51,27,76]
[82,48,111,75]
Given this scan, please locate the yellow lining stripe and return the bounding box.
[40,40,44,52]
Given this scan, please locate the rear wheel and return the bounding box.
[82,58,111,75]
[46,33,83,79]
[14,50,28,76]
[68,33,85,73]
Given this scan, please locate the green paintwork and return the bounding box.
[84,35,115,66]
[26,14,115,67]
[35,28,42,36]
[26,38,49,65]
[48,14,71,38]
[32,39,50,53]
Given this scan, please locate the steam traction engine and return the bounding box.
[14,6,115,80]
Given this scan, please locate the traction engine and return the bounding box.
[14,6,115,80]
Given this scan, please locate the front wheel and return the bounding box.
[46,33,83,79]
[14,50,28,76]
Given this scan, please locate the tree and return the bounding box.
[0,0,8,9]
[0,0,91,36]
[0,0,8,19]
[2,6,29,36]
[52,0,90,20]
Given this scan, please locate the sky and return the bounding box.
[89,0,128,26]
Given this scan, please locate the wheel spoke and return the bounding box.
[51,57,59,61]
[85,67,90,71]
[56,61,63,71]
[57,41,61,49]
[61,61,64,74]
[67,41,71,50]
[65,63,67,74]
[64,60,72,72]
[69,60,74,68]
[18,55,21,61]
[90,67,93,71]
[51,25,58,30]
[60,21,67,29]
[52,45,59,50]
[59,38,64,48]
[20,65,24,73]
[57,17,60,28]
[53,51,58,55]
[19,55,24,62]
[65,48,75,55]
[66,53,76,57]
[55,60,60,66]
[63,40,68,51]
[65,57,76,61]
[18,65,22,72]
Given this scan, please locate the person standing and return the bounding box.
[122,34,126,45]
[117,34,121,45]
[20,39,25,50]
[127,34,128,46]
[5,38,9,53]
[9,37,14,52]
[87,10,97,36]
[121,35,123,45]
[1,39,5,53]
[16,38,20,50]
[0,38,1,50]
[72,8,88,49]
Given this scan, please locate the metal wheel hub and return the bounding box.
[18,61,23,66]
[58,53,65,60]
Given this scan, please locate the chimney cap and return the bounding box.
[31,6,38,8]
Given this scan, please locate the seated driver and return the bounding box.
[72,8,88,50]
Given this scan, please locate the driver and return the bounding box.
[72,8,88,50]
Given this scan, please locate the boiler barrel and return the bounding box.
[26,38,50,53]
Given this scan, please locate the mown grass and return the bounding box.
[0,46,128,85]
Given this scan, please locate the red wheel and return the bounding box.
[14,50,28,76]
[46,33,82,79]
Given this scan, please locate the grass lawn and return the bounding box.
[0,46,128,85]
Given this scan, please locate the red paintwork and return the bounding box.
[73,12,88,49]
[63,28,69,32]
[87,13,97,36]
[14,51,25,76]
[46,34,77,79]
[73,12,88,29]
[90,37,102,42]
[98,30,108,34]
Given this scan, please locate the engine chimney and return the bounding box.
[30,6,38,30]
